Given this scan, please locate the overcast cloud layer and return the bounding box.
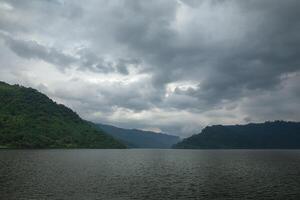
[1,0,300,137]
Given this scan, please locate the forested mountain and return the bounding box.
[97,123,180,148]
[0,81,126,148]
[173,121,300,149]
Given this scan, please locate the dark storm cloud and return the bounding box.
[2,34,76,68]
[103,0,300,112]
[0,33,136,74]
[1,0,300,136]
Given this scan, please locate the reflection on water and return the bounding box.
[0,149,300,200]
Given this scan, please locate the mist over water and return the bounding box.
[1,149,300,200]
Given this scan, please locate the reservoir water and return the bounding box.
[0,149,300,200]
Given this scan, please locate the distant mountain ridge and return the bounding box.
[173,121,300,149]
[97,123,180,148]
[0,81,126,148]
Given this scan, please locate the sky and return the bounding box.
[0,0,300,137]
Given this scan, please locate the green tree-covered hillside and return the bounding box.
[173,121,300,149]
[0,81,126,148]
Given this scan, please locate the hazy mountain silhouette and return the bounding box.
[97,123,180,148]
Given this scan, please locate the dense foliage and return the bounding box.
[173,121,300,149]
[0,81,126,148]
[97,123,180,148]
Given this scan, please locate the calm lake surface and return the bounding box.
[0,149,300,200]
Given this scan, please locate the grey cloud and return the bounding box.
[1,33,137,75]
[111,0,300,111]
[51,77,158,112]
[2,35,76,69]
[241,72,300,122]
[76,48,114,73]
[117,58,141,75]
